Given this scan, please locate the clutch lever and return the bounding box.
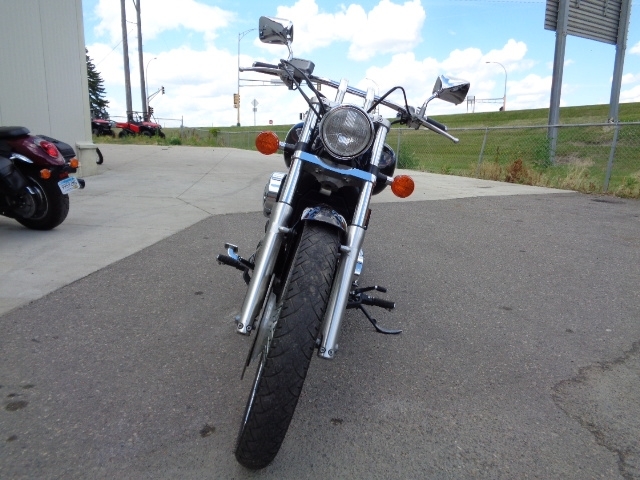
[413,113,459,143]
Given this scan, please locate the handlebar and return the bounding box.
[240,63,460,143]
[426,117,447,132]
[252,61,280,69]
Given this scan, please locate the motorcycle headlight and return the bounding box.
[319,105,374,160]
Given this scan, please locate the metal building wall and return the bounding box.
[0,0,99,176]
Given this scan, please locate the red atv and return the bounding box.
[116,113,165,138]
[91,118,115,137]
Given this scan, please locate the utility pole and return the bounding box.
[134,0,147,120]
[120,0,133,121]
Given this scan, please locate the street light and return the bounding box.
[237,28,257,126]
[145,57,157,108]
[486,61,507,111]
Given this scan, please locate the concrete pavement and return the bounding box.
[0,143,564,315]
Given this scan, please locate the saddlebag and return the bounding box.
[0,155,28,194]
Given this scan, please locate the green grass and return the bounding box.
[95,103,640,198]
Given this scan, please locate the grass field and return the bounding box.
[96,102,640,198]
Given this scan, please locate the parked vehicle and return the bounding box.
[91,117,115,137]
[0,126,84,230]
[217,16,470,469]
[116,114,165,138]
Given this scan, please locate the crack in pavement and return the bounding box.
[553,340,640,479]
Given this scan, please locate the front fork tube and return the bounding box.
[235,156,304,335]
[235,201,293,335]
[317,223,366,359]
[236,104,319,336]
[318,123,388,360]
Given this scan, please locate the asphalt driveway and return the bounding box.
[1,183,639,478]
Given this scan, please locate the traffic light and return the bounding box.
[233,93,240,108]
[161,86,165,94]
[148,106,154,117]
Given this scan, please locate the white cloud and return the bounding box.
[620,84,640,102]
[630,41,640,55]
[621,72,640,85]
[356,38,544,115]
[87,40,245,126]
[261,0,426,61]
[92,0,235,44]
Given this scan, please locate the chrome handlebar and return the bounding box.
[239,65,460,143]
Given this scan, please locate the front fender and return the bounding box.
[300,205,347,233]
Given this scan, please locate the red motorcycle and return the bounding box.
[0,126,85,230]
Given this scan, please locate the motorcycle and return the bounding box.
[217,16,470,469]
[0,126,85,230]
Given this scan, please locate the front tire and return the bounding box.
[235,221,341,469]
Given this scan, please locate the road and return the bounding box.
[1,145,639,479]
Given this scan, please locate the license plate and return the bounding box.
[58,176,80,194]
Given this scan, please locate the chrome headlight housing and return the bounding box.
[319,105,374,160]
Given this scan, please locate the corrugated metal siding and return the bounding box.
[0,0,91,147]
[544,0,623,45]
[0,1,50,130]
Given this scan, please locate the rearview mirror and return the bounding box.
[259,16,293,46]
[432,75,470,105]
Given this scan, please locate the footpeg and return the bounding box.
[217,243,255,285]
[347,285,402,335]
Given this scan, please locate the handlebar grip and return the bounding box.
[253,61,279,69]
[426,117,447,131]
[361,294,396,310]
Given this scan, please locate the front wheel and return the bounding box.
[235,221,341,469]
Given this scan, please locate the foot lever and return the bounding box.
[347,285,402,335]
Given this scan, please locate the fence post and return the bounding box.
[603,122,620,193]
[476,127,489,176]
[548,125,558,165]
[180,116,184,138]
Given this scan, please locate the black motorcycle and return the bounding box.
[0,126,84,230]
[217,16,470,469]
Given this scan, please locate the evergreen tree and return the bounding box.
[86,49,110,119]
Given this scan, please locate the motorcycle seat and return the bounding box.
[0,126,30,139]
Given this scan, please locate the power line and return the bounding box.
[96,27,136,66]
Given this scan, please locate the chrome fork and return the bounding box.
[235,105,319,335]
[317,118,390,359]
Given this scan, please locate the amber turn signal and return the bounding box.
[40,169,52,180]
[391,175,414,198]
[255,131,280,155]
[69,158,79,168]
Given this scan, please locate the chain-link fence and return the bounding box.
[162,122,640,197]
[386,122,640,196]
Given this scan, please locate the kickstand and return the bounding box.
[357,305,402,335]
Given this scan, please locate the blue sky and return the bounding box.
[82,0,640,127]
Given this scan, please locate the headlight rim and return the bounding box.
[319,104,375,161]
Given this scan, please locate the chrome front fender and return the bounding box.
[300,205,347,233]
